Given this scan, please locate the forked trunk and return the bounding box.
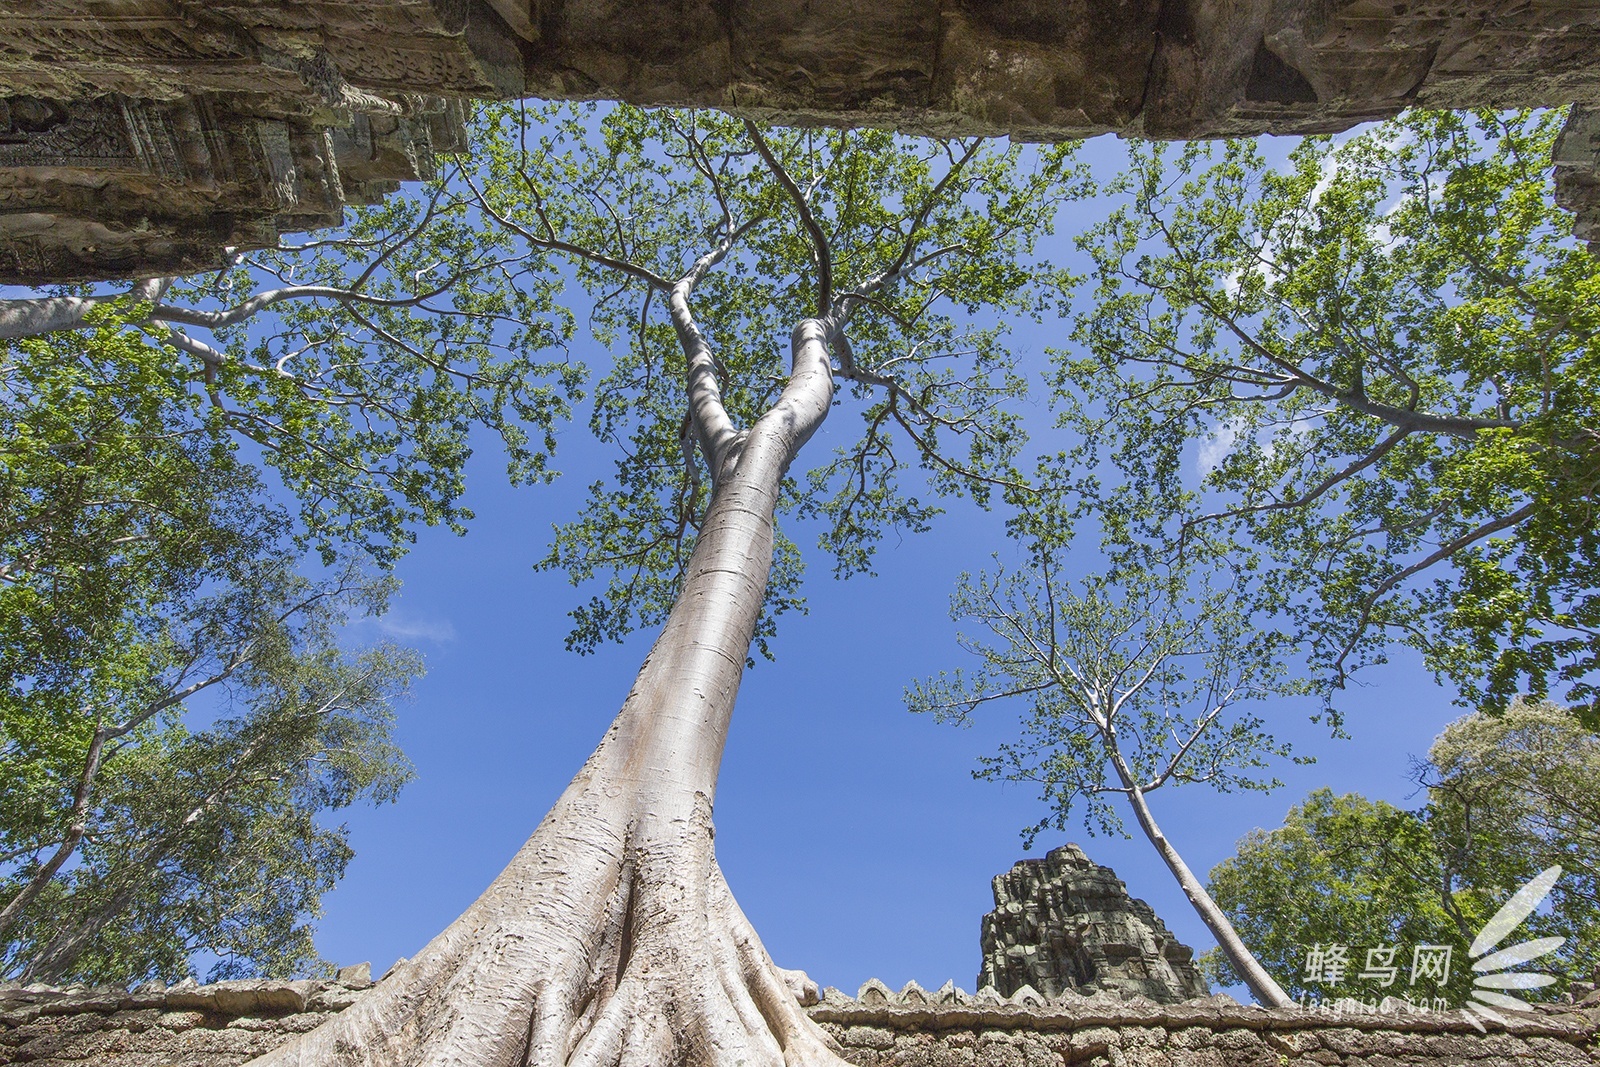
[245,323,844,1067]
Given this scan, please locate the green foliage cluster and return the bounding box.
[1203,789,1480,1003]
[196,177,585,564]
[1204,701,1599,1002]
[910,548,1312,846]
[1,307,417,984]
[1,569,417,984]
[1059,108,1600,716]
[460,103,1082,656]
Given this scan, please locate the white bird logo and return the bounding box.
[1461,865,1565,1030]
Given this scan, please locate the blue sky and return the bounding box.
[307,125,1477,998]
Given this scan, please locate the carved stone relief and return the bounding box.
[978,845,1211,1005]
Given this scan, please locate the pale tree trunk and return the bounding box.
[246,321,848,1067]
[0,729,108,944]
[0,656,245,971]
[1110,752,1292,1007]
[0,279,166,338]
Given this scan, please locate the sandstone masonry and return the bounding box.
[4,975,1599,1067]
[4,1,1600,283]
[978,845,1208,1005]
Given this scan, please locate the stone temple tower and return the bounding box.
[978,844,1209,1003]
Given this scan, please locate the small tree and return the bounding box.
[0,562,418,984]
[1423,699,1598,977]
[0,126,581,984]
[1205,700,1599,1003]
[1202,789,1478,1003]
[910,548,1308,1006]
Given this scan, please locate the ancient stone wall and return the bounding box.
[5,976,1599,1067]
[977,845,1208,1005]
[9,1,1600,141]
[0,1,522,105]
[814,981,1600,1067]
[0,973,371,1067]
[0,0,512,283]
[1557,105,1600,254]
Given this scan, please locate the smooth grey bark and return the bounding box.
[246,320,846,1067]
[1109,752,1292,1007]
[0,279,166,338]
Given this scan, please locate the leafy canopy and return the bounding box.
[1058,108,1600,715]
[1205,700,1599,1001]
[1,305,417,984]
[462,103,1082,654]
[909,540,1311,846]
[1202,788,1483,1003]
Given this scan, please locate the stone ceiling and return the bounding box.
[3,0,1600,283]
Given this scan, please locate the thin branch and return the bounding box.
[745,120,832,317]
[1331,501,1540,678]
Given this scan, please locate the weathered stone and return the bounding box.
[2,0,1600,284]
[5,1,1600,136]
[1555,105,1600,254]
[0,977,1597,1066]
[166,979,314,1016]
[335,962,373,990]
[0,91,468,284]
[155,1009,210,1031]
[846,1026,899,1050]
[860,978,895,1006]
[978,844,1210,1005]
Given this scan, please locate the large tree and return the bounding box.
[1422,699,1599,974]
[180,105,1078,1067]
[1058,108,1600,716]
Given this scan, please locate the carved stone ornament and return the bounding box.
[978,844,1211,1005]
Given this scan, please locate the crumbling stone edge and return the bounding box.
[811,977,1600,1038]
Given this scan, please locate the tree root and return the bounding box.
[245,770,847,1067]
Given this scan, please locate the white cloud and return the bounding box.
[1307,152,1339,207]
[371,610,457,644]
[1196,417,1246,478]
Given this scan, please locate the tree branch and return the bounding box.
[745,120,832,317]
